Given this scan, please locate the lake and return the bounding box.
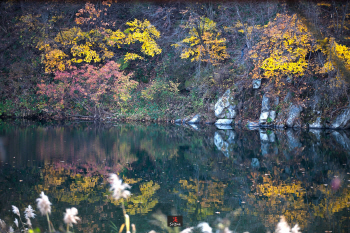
[0,120,349,233]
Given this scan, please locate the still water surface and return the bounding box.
[0,120,349,233]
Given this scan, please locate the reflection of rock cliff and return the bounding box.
[214,130,236,157]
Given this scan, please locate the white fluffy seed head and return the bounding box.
[180,227,194,233]
[14,219,18,228]
[109,173,131,200]
[36,192,52,216]
[0,219,6,229]
[12,206,20,217]
[197,222,212,233]
[275,216,291,233]
[9,226,14,233]
[24,205,36,219]
[291,224,301,233]
[63,207,80,227]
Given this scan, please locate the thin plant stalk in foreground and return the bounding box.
[36,192,54,232]
[109,173,133,233]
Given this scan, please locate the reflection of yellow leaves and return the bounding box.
[256,176,305,198]
[249,169,350,230]
[312,185,350,218]
[122,176,142,185]
[34,165,107,205]
[250,175,308,228]
[176,178,230,220]
[111,180,160,215]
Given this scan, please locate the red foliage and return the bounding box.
[37,61,138,113]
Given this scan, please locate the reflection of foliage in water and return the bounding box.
[111,180,160,215]
[248,174,308,229]
[175,178,231,221]
[31,163,161,232]
[246,164,350,231]
[34,162,121,205]
[312,184,350,217]
[2,122,350,232]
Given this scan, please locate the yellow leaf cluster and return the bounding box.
[71,44,101,63]
[173,17,229,65]
[44,48,71,73]
[249,13,316,85]
[317,37,350,87]
[124,53,144,62]
[124,19,162,58]
[38,19,162,72]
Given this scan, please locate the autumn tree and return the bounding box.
[172,16,229,69]
[248,13,317,87]
[37,61,138,116]
[37,2,162,73]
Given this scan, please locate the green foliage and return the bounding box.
[141,79,180,104]
[0,99,14,116]
[266,117,273,124]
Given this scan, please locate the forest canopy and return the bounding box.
[1,0,350,121]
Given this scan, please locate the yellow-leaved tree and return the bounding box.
[249,13,317,87]
[172,16,229,66]
[316,37,350,88]
[37,3,162,73]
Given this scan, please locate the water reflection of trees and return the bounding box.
[1,122,350,232]
[174,178,231,221]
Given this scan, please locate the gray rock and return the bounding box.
[226,105,237,119]
[275,97,280,106]
[268,131,276,142]
[215,119,233,125]
[253,79,261,89]
[259,111,269,124]
[309,117,323,128]
[275,108,287,128]
[309,129,322,141]
[284,91,293,103]
[310,94,322,112]
[216,125,233,130]
[188,114,200,124]
[330,107,350,129]
[214,131,231,157]
[215,90,233,118]
[175,119,182,123]
[225,130,236,143]
[259,130,269,141]
[189,124,199,130]
[247,121,259,127]
[269,111,276,121]
[286,130,302,149]
[183,117,190,123]
[251,158,260,168]
[261,142,269,156]
[260,129,276,143]
[331,131,350,151]
[261,94,271,112]
[286,105,302,128]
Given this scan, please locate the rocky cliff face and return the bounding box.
[212,87,350,129]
